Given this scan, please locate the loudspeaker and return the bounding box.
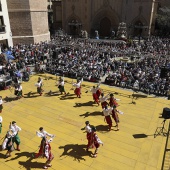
[160,67,170,78]
[162,108,170,119]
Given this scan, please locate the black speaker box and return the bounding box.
[160,67,170,78]
[162,108,170,119]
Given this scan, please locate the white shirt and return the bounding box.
[58,80,64,86]
[18,85,22,91]
[103,107,113,116]
[0,99,3,105]
[90,88,97,94]
[10,124,21,136]
[0,116,2,123]
[94,133,103,145]
[73,78,83,88]
[85,125,92,133]
[39,79,43,85]
[36,82,41,88]
[36,130,54,138]
[99,94,109,103]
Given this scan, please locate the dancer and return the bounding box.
[99,93,109,109]
[35,127,55,158]
[35,79,43,96]
[38,77,43,85]
[43,137,54,169]
[109,93,119,107]
[58,77,66,95]
[17,83,23,99]
[2,130,14,158]
[85,121,92,151]
[96,83,102,99]
[14,83,18,96]
[103,105,113,131]
[73,78,83,98]
[0,96,3,113]
[111,105,120,131]
[90,126,103,158]
[9,121,21,151]
[90,86,100,105]
[15,83,23,99]
[38,77,43,91]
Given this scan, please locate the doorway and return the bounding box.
[100,17,111,37]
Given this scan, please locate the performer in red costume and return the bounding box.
[103,105,113,131]
[109,93,119,107]
[111,105,121,131]
[34,127,55,159]
[43,138,54,169]
[90,86,100,105]
[99,93,109,109]
[85,121,92,151]
[95,83,102,99]
[90,126,103,158]
[73,78,83,98]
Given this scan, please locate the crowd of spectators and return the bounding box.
[0,34,170,96]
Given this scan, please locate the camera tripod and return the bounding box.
[154,119,168,138]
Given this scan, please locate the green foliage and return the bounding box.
[156,7,170,36]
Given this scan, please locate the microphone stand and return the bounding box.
[130,87,136,105]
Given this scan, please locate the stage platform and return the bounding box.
[0,74,169,170]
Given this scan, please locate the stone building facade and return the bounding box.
[53,0,169,38]
[0,0,13,48]
[7,0,50,45]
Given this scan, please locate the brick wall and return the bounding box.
[7,0,50,45]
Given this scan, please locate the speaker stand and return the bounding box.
[130,90,136,105]
[154,119,167,138]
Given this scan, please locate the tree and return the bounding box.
[155,6,170,36]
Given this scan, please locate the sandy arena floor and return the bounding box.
[0,74,169,170]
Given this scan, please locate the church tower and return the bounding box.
[7,0,50,45]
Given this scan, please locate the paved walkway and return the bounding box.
[0,74,169,170]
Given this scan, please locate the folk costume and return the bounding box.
[0,96,3,113]
[0,116,2,134]
[17,84,23,98]
[109,93,119,107]
[14,84,18,96]
[2,130,15,158]
[103,105,113,131]
[35,127,55,169]
[96,83,102,99]
[99,93,109,109]
[58,78,66,95]
[36,80,43,96]
[38,77,43,90]
[35,127,55,159]
[15,84,23,99]
[90,86,100,105]
[9,121,21,151]
[73,78,83,98]
[43,138,54,169]
[90,127,103,158]
[85,121,92,151]
[111,105,121,131]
